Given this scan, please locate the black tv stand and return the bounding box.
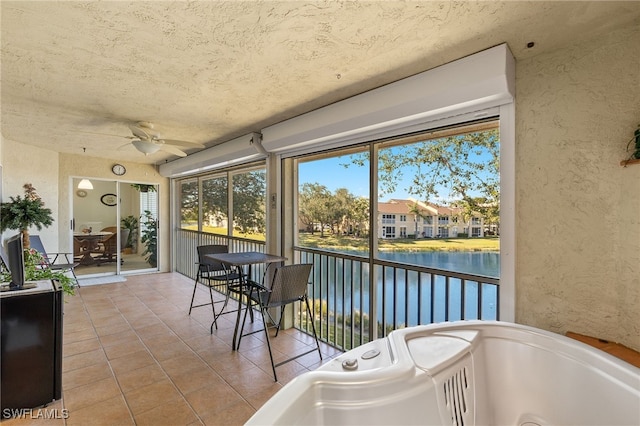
[1,280,63,414]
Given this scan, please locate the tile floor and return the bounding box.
[2,273,342,425]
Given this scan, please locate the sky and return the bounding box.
[297,144,497,204]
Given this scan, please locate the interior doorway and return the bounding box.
[71,178,158,278]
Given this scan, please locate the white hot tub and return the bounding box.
[247,321,640,426]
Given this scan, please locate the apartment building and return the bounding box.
[377,199,484,239]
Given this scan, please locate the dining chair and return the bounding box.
[28,235,79,284]
[93,227,129,265]
[238,263,321,381]
[189,245,243,331]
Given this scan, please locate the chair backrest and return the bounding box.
[29,235,48,256]
[197,245,229,272]
[265,263,313,307]
[0,244,10,272]
[100,228,131,253]
[101,232,118,254]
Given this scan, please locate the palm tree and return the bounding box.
[0,184,54,248]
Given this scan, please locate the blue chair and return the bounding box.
[29,235,79,284]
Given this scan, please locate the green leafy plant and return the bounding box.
[130,183,157,192]
[0,184,53,249]
[140,210,157,267]
[626,124,640,161]
[0,247,75,296]
[120,215,139,250]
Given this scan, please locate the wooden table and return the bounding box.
[73,232,113,265]
[205,251,286,350]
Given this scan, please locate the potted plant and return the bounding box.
[130,183,157,192]
[0,184,53,249]
[120,215,138,253]
[140,210,157,268]
[0,184,75,295]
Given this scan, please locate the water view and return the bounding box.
[305,250,500,332]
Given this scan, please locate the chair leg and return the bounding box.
[188,272,200,315]
[209,285,218,333]
[304,296,323,360]
[260,306,278,382]
[274,305,286,337]
[237,290,258,350]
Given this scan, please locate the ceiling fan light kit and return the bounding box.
[119,121,204,157]
[132,139,162,155]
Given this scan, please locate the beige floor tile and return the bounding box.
[51,273,342,425]
[108,349,156,375]
[123,380,182,416]
[65,395,133,426]
[63,327,98,344]
[62,361,113,390]
[98,329,140,347]
[200,399,256,426]
[62,337,102,357]
[62,348,107,373]
[103,339,147,360]
[158,352,208,377]
[62,376,121,411]
[183,382,244,417]
[134,397,199,426]
[114,363,167,393]
[170,367,222,394]
[147,340,193,361]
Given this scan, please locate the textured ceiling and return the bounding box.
[2,1,639,164]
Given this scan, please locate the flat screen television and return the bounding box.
[6,234,25,289]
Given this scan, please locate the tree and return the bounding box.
[346,196,369,237]
[202,176,228,228]
[232,170,266,235]
[348,128,499,225]
[299,183,334,237]
[180,181,199,225]
[0,184,54,248]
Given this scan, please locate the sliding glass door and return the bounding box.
[72,178,158,278]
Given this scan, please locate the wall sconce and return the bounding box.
[77,179,93,190]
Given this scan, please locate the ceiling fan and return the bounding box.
[116,121,205,157]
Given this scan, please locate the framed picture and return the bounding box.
[100,193,117,206]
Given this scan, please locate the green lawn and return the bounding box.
[184,225,498,251]
[183,225,266,241]
[299,233,499,252]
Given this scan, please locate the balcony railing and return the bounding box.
[175,229,267,283]
[175,229,500,352]
[293,247,499,351]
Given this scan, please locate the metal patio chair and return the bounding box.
[238,263,321,381]
[189,245,243,332]
[29,235,79,284]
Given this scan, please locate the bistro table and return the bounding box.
[205,251,286,350]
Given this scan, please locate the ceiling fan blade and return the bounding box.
[159,144,187,157]
[128,123,152,140]
[117,142,134,151]
[159,139,205,148]
[76,130,135,139]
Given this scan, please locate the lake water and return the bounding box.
[308,250,500,327]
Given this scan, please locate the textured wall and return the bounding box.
[516,25,640,350]
[1,140,60,251]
